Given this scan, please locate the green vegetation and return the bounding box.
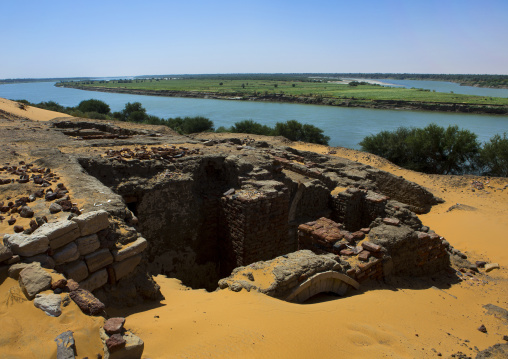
[221,119,330,145]
[480,133,508,177]
[360,125,508,176]
[57,77,508,109]
[77,99,110,115]
[17,99,328,144]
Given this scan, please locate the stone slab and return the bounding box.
[112,254,142,281]
[69,288,105,315]
[3,233,49,257]
[79,269,108,292]
[85,248,113,273]
[75,234,100,256]
[0,245,13,263]
[53,242,80,265]
[19,263,52,299]
[33,220,78,240]
[34,293,62,317]
[112,237,147,262]
[54,331,76,359]
[62,260,89,283]
[72,210,109,236]
[23,254,56,269]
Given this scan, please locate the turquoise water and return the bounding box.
[0,82,507,149]
[376,79,508,98]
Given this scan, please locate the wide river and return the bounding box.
[0,81,507,149]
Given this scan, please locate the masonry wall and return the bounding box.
[2,210,147,293]
[331,188,388,231]
[221,188,290,268]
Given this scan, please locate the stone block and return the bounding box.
[54,331,76,359]
[53,242,80,265]
[79,269,108,292]
[361,241,382,253]
[8,263,32,279]
[100,328,144,359]
[3,233,49,257]
[18,263,52,299]
[72,210,109,236]
[112,254,142,281]
[485,263,500,272]
[112,237,147,262]
[0,245,13,263]
[34,293,62,317]
[85,248,113,272]
[69,288,105,315]
[383,218,400,226]
[358,251,371,262]
[62,260,89,283]
[75,234,100,256]
[33,220,80,249]
[104,317,126,335]
[23,254,56,269]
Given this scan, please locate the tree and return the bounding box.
[274,120,329,145]
[181,116,214,134]
[77,99,110,115]
[480,132,508,176]
[231,120,273,136]
[120,102,147,122]
[359,124,481,175]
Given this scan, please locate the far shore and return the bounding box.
[56,83,508,115]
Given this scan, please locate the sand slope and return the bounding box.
[0,98,72,122]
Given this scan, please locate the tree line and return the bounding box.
[360,124,507,177]
[16,99,329,145]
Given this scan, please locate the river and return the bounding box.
[0,81,507,149]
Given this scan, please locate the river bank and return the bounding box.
[56,84,508,115]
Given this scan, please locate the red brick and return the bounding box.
[358,250,371,261]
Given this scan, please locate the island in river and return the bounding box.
[56,75,508,115]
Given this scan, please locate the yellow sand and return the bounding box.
[0,98,72,122]
[0,105,507,358]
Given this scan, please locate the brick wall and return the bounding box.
[221,188,290,267]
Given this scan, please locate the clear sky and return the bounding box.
[1,0,507,78]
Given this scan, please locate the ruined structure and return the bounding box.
[1,116,454,306]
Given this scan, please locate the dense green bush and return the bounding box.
[230,120,274,136]
[360,124,482,175]
[480,132,508,177]
[274,120,330,145]
[77,99,110,114]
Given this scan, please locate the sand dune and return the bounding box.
[0,98,72,122]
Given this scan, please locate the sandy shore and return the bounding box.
[0,106,506,358]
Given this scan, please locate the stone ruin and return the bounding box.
[0,118,464,309]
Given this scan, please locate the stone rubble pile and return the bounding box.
[104,145,200,163]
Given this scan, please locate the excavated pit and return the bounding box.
[76,144,444,292]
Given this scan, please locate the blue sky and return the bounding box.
[1,0,507,78]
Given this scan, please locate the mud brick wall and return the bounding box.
[221,189,290,267]
[331,188,388,231]
[346,258,385,283]
[414,232,450,274]
[2,210,147,292]
[369,225,450,277]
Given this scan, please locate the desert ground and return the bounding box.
[0,98,506,358]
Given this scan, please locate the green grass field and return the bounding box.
[62,79,508,106]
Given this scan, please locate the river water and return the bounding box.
[0,81,507,149]
[376,79,508,98]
